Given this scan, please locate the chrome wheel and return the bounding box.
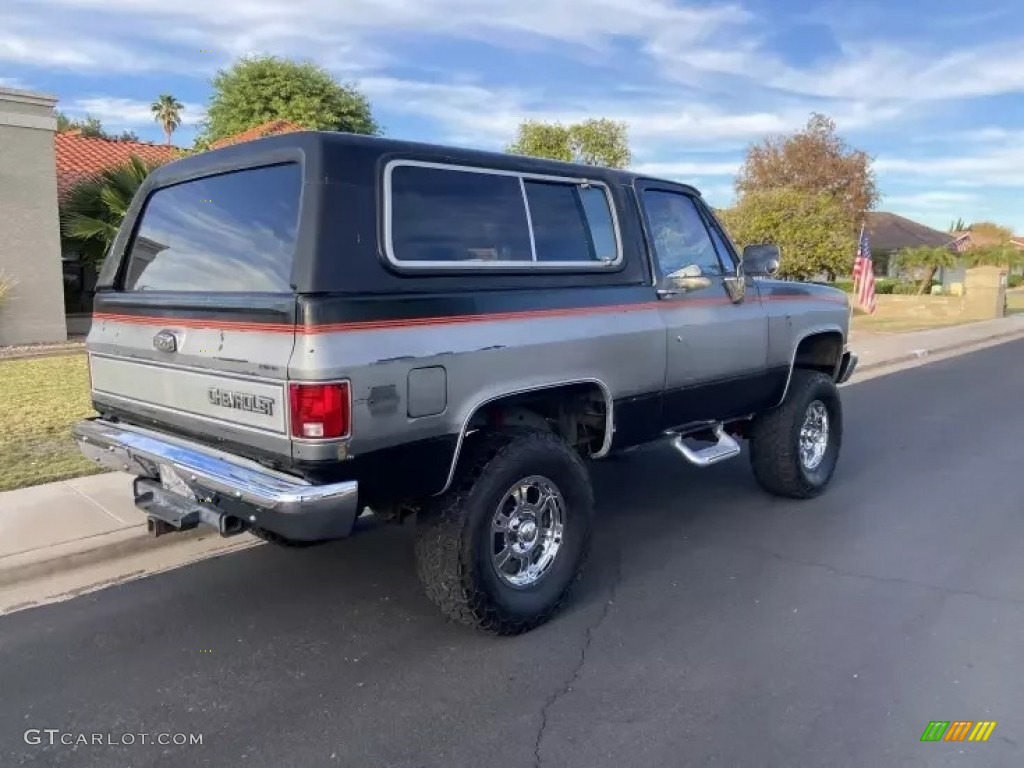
[491,475,566,589]
[799,400,830,470]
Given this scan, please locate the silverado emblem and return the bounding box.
[207,387,275,417]
[152,329,178,353]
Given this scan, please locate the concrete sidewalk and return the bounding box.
[3,312,1024,590]
[0,473,218,589]
[850,313,1024,372]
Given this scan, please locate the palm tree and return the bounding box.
[60,155,154,268]
[151,94,184,146]
[898,245,958,294]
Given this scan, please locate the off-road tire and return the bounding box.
[749,369,843,499]
[414,428,594,635]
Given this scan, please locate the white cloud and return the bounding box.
[633,160,741,177]
[9,0,745,77]
[63,97,205,128]
[363,76,835,153]
[883,191,979,208]
[876,147,1024,187]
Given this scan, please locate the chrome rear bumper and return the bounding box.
[73,418,359,541]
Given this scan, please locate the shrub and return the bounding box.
[1009,274,1023,289]
[891,282,923,295]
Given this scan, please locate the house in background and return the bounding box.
[863,211,956,279]
[208,119,303,149]
[56,131,179,334]
[942,229,1024,291]
[0,87,67,345]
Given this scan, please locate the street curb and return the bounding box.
[856,325,1024,374]
[0,524,221,589]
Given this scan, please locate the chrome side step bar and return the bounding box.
[670,424,741,468]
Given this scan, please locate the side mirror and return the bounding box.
[742,244,781,277]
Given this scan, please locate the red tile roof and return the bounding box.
[55,131,180,200]
[208,120,306,150]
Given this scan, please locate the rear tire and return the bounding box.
[414,428,594,634]
[749,369,843,499]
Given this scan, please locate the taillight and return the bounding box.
[288,382,350,439]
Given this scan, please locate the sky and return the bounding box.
[4,0,1024,233]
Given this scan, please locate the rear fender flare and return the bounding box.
[437,378,614,496]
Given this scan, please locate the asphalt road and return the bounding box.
[3,341,1024,768]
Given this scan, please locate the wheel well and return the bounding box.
[466,382,610,458]
[793,332,844,377]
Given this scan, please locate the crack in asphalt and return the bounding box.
[533,547,624,768]
[758,547,1024,607]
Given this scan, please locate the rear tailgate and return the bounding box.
[86,162,303,465]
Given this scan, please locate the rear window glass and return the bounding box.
[123,163,302,292]
[388,165,532,263]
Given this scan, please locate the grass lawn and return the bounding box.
[850,314,975,333]
[0,354,103,492]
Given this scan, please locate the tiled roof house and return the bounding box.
[208,120,305,150]
[54,131,180,200]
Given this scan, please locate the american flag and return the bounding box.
[950,233,971,253]
[852,224,876,313]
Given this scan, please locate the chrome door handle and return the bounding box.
[657,288,681,299]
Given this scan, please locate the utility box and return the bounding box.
[963,266,1007,320]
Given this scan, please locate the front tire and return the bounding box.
[414,429,594,634]
[749,369,843,499]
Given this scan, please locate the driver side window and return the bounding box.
[642,190,725,280]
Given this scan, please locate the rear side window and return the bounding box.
[524,181,616,263]
[388,165,532,263]
[385,162,620,268]
[123,163,302,292]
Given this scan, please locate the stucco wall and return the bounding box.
[0,88,67,345]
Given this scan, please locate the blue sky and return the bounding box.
[4,0,1024,232]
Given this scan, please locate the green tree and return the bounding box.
[55,112,106,138]
[718,188,856,280]
[948,217,966,232]
[507,118,632,168]
[151,94,184,146]
[60,156,156,268]
[201,55,379,143]
[966,221,1014,243]
[736,113,878,230]
[896,245,957,294]
[964,243,1023,269]
[55,112,140,142]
